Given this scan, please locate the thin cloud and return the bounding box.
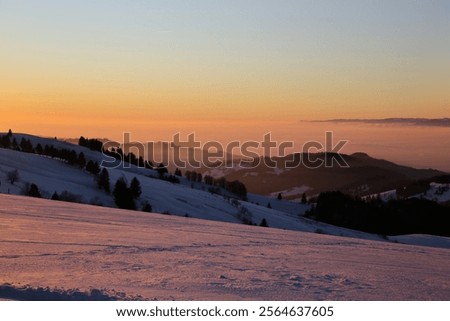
[307,118,450,127]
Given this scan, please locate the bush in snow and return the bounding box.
[6,169,19,184]
[236,206,253,225]
[141,201,153,213]
[28,183,42,198]
[230,199,240,207]
[208,186,221,195]
[89,196,103,207]
[301,192,307,204]
[59,191,83,203]
[259,218,269,227]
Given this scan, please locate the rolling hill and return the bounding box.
[1,132,449,249]
[0,132,381,241]
[205,152,445,199]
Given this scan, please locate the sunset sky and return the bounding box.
[1,0,449,142]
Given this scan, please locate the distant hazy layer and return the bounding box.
[104,121,450,172]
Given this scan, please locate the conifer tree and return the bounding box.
[130,177,142,199]
[301,192,307,204]
[28,183,41,198]
[98,168,110,193]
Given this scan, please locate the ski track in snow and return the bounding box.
[1,194,449,300]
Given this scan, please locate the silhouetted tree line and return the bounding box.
[78,136,103,152]
[396,181,431,199]
[106,147,183,185]
[155,163,168,177]
[2,131,157,211]
[159,174,180,184]
[185,170,202,183]
[433,175,450,184]
[306,191,450,237]
[226,180,247,200]
[0,134,35,154]
[88,138,188,187]
[174,168,182,176]
[19,137,34,153]
[51,190,83,203]
[188,172,247,199]
[0,132,109,191]
[395,175,450,199]
[0,132,92,169]
[102,146,180,185]
[102,147,155,170]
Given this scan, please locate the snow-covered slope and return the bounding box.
[0,148,115,207]
[422,182,450,203]
[390,234,450,249]
[0,134,385,242]
[364,183,450,204]
[0,194,449,300]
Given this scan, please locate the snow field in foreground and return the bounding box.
[1,194,449,300]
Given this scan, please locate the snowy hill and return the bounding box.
[0,194,449,300]
[0,133,378,240]
[1,132,449,249]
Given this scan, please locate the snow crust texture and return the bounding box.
[1,195,449,300]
